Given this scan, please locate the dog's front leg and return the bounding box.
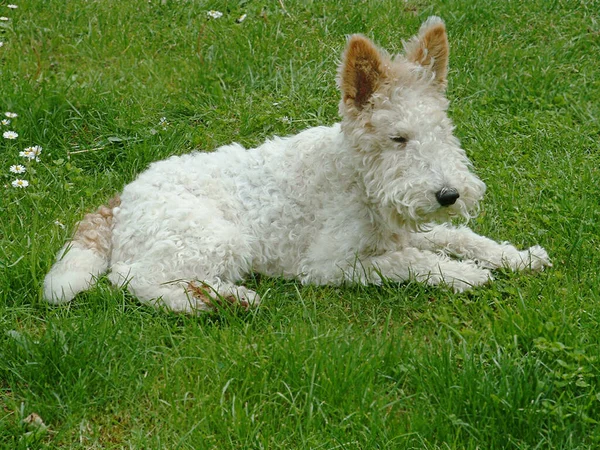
[356,248,492,293]
[409,224,551,271]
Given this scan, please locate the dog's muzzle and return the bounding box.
[436,187,460,206]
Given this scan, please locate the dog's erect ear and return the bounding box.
[404,16,449,89]
[338,35,388,112]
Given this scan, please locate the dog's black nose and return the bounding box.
[436,187,460,206]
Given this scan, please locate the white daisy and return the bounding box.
[12,179,29,188]
[158,117,169,130]
[1,119,10,126]
[207,10,223,19]
[7,5,18,9]
[26,145,42,155]
[9,164,26,174]
[3,130,18,139]
[19,150,34,159]
[19,145,42,161]
[0,17,9,21]
[4,112,17,118]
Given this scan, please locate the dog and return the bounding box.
[43,17,551,313]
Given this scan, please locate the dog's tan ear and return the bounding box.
[404,16,449,89]
[338,35,388,111]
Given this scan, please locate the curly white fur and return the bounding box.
[43,17,551,313]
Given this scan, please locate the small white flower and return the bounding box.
[207,10,223,19]
[19,145,42,161]
[54,220,66,229]
[4,112,17,118]
[7,5,18,9]
[3,130,18,139]
[9,164,26,174]
[1,119,10,126]
[12,179,29,188]
[0,42,4,48]
[236,13,247,23]
[0,17,9,21]
[279,116,292,124]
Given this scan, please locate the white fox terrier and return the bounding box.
[44,17,551,313]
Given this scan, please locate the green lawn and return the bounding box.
[1,0,599,448]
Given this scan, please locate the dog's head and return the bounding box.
[337,17,486,229]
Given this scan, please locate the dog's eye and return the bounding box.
[391,136,409,145]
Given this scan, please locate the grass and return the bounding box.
[1,0,599,448]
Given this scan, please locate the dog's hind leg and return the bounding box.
[136,280,213,314]
[109,267,260,314]
[357,248,492,293]
[408,224,551,271]
[187,281,261,311]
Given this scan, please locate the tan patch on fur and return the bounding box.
[72,194,121,255]
[405,21,449,87]
[339,35,389,109]
[186,282,250,311]
[186,282,213,304]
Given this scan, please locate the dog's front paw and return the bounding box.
[506,245,551,272]
[448,266,493,293]
[426,260,493,293]
[521,245,551,271]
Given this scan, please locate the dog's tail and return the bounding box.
[43,195,121,304]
